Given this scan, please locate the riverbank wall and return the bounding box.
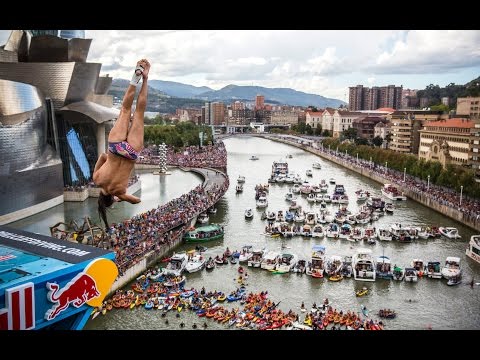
[108,167,229,295]
[259,134,480,232]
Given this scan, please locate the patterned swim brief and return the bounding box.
[108,141,139,161]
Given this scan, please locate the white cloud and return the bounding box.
[373,30,480,73]
[0,30,478,99]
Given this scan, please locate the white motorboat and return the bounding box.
[341,256,353,278]
[441,257,461,279]
[248,248,266,268]
[312,163,322,169]
[376,228,393,241]
[466,235,480,264]
[300,182,311,195]
[185,253,206,273]
[244,207,254,219]
[285,191,297,202]
[306,169,313,177]
[381,184,407,201]
[307,193,316,203]
[266,211,276,221]
[293,259,307,274]
[325,223,339,239]
[356,191,369,202]
[300,224,312,237]
[404,267,418,282]
[329,178,336,184]
[294,212,305,224]
[352,248,376,282]
[197,212,209,224]
[274,253,298,273]
[260,251,280,271]
[292,184,301,194]
[309,245,326,278]
[392,265,405,281]
[319,180,329,193]
[256,196,268,208]
[208,207,217,214]
[426,261,442,279]
[326,255,343,276]
[305,212,316,226]
[412,259,425,277]
[163,253,188,276]
[312,224,324,238]
[249,155,259,160]
[237,175,246,183]
[438,227,461,239]
[236,184,243,193]
[238,245,254,263]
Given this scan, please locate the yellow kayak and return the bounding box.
[356,289,368,297]
[177,306,183,312]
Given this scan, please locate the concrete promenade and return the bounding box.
[254,133,480,232]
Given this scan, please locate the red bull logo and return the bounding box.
[44,257,118,321]
[45,273,100,320]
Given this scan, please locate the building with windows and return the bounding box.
[348,85,402,111]
[305,111,323,129]
[0,30,118,224]
[387,110,447,155]
[456,97,480,120]
[270,110,298,126]
[471,123,480,182]
[255,94,265,110]
[333,111,363,138]
[352,116,387,140]
[418,118,475,167]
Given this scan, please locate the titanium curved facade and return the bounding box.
[60,30,85,39]
[0,30,117,223]
[0,80,63,218]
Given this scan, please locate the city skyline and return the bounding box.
[0,30,479,101]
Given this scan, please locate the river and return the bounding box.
[11,136,480,330]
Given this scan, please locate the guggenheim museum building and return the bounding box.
[0,30,119,224]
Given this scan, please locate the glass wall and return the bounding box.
[56,116,98,186]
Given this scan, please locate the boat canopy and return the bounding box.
[446,257,461,263]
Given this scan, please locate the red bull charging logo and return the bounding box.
[45,258,118,321]
[45,273,100,320]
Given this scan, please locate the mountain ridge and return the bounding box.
[111,79,345,108]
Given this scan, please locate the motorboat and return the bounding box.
[306,169,313,177]
[208,207,217,214]
[438,227,461,239]
[426,261,442,279]
[260,251,280,271]
[285,211,294,222]
[185,253,206,273]
[329,178,336,184]
[237,175,246,183]
[381,184,407,201]
[466,235,480,264]
[274,253,297,273]
[197,212,209,224]
[312,224,324,238]
[404,268,418,282]
[266,211,276,221]
[326,255,343,276]
[285,191,297,202]
[248,248,266,268]
[447,274,462,286]
[308,245,326,278]
[238,245,254,263]
[256,196,268,208]
[392,265,405,281]
[236,184,243,193]
[312,163,322,169]
[352,248,376,282]
[341,256,353,278]
[441,257,461,280]
[293,259,307,274]
[375,256,393,279]
[292,184,301,194]
[249,155,259,160]
[376,228,393,241]
[163,253,188,276]
[244,207,254,219]
[412,259,425,277]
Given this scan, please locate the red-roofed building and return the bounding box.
[306,111,323,129]
[419,118,475,167]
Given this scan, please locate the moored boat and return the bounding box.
[184,224,225,243]
[197,212,209,224]
[426,261,442,279]
[439,227,461,239]
[441,257,461,280]
[353,248,376,282]
[308,245,326,278]
[185,253,206,273]
[466,235,480,264]
[381,184,407,201]
[244,207,254,219]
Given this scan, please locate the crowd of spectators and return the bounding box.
[137,142,227,169]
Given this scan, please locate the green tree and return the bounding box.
[314,126,322,136]
[305,124,314,135]
[322,129,331,137]
[342,127,357,140]
[372,136,384,147]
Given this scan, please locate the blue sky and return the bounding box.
[1,30,479,101]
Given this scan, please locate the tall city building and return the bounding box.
[349,85,403,111]
[0,30,118,224]
[211,102,225,125]
[255,94,265,110]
